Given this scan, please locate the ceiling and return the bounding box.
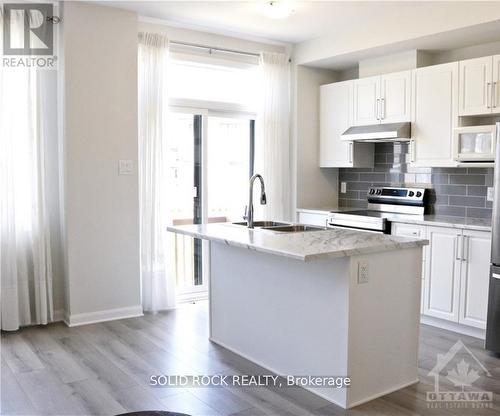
[97,1,500,45]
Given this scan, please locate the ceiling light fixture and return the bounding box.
[259,1,295,20]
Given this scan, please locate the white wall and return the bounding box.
[293,65,338,210]
[62,2,141,323]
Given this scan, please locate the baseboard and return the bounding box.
[420,315,486,340]
[65,305,143,327]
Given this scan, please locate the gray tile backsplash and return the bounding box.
[339,143,494,219]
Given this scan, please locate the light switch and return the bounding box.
[119,159,134,175]
[487,187,494,202]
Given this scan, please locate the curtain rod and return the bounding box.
[169,40,261,59]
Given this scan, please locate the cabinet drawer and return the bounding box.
[297,211,329,227]
[392,223,427,265]
[391,223,426,238]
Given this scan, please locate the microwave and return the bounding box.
[453,125,497,162]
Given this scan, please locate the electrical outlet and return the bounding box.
[341,182,347,194]
[358,260,369,284]
[487,187,495,202]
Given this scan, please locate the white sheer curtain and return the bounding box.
[0,10,54,330]
[138,32,176,312]
[257,52,291,221]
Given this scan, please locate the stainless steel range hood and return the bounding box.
[341,122,411,142]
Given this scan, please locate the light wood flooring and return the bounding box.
[2,301,500,416]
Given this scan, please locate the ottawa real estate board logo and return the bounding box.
[427,340,493,410]
[2,3,58,69]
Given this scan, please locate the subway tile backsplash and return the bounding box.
[338,143,494,219]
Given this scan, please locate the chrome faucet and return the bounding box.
[246,174,267,229]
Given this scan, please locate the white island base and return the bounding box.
[209,242,422,409]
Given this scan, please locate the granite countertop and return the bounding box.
[167,223,428,262]
[297,207,492,232]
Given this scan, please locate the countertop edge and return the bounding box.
[167,226,428,262]
[296,208,492,232]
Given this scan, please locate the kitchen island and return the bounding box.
[168,223,428,408]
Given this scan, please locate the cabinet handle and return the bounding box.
[381,98,385,120]
[455,234,462,261]
[493,82,497,108]
[487,82,492,108]
[376,98,380,120]
[349,142,353,164]
[410,140,416,163]
[462,235,468,262]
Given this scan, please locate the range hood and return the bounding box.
[341,122,411,142]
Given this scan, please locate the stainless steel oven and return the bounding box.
[328,187,429,234]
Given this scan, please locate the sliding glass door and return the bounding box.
[166,109,206,299]
[166,108,255,300]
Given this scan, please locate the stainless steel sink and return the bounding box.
[232,221,290,227]
[261,225,326,233]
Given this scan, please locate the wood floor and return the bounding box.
[2,301,500,416]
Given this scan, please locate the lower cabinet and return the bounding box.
[425,227,491,329]
[423,226,462,322]
[394,224,491,330]
[459,230,492,329]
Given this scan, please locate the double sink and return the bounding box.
[231,221,325,233]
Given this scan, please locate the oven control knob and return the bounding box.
[376,189,382,195]
[416,191,422,197]
[408,191,415,197]
[369,189,375,195]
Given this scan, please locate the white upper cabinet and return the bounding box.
[459,56,493,116]
[353,75,380,126]
[458,54,500,115]
[320,81,374,168]
[411,62,459,167]
[459,230,492,329]
[379,71,412,123]
[353,70,411,126]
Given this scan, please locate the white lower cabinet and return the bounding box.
[423,226,462,322]
[393,223,491,332]
[459,230,492,329]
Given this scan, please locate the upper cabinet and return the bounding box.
[353,75,380,125]
[353,70,411,126]
[411,62,459,167]
[459,55,500,116]
[320,81,374,168]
